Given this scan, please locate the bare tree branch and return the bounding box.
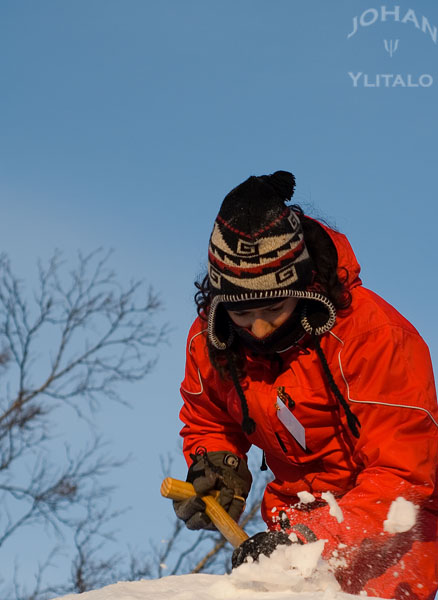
[0,249,166,599]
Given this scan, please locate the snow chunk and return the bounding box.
[322,491,344,523]
[297,490,316,504]
[231,539,340,594]
[383,497,418,533]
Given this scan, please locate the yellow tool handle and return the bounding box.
[161,477,249,548]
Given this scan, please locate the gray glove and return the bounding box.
[173,450,252,531]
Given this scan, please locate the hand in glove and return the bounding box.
[232,530,301,568]
[173,449,252,531]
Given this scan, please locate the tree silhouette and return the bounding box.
[0,249,166,599]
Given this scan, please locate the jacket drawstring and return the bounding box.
[226,333,360,440]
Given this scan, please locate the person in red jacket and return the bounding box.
[174,171,438,599]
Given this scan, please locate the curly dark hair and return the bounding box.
[194,206,352,379]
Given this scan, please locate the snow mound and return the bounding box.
[51,573,362,600]
[53,540,371,600]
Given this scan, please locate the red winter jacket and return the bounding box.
[179,226,438,600]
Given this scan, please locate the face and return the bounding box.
[226,297,299,339]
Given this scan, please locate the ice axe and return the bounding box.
[160,477,249,548]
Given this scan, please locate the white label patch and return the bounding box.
[276,396,306,449]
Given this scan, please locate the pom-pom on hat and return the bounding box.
[207,171,336,349]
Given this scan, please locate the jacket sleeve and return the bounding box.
[283,324,438,568]
[179,319,251,466]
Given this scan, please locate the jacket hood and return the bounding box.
[317,221,362,290]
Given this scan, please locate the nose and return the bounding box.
[251,318,274,339]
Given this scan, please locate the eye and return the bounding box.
[267,302,286,313]
[267,305,283,312]
[229,310,249,317]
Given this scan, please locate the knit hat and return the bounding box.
[207,171,336,349]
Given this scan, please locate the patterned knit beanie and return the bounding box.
[207,171,336,349]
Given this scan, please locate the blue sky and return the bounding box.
[0,0,437,591]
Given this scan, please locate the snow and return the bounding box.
[50,497,420,600]
[50,575,359,600]
[321,492,344,524]
[52,540,373,600]
[297,491,316,504]
[383,497,418,534]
